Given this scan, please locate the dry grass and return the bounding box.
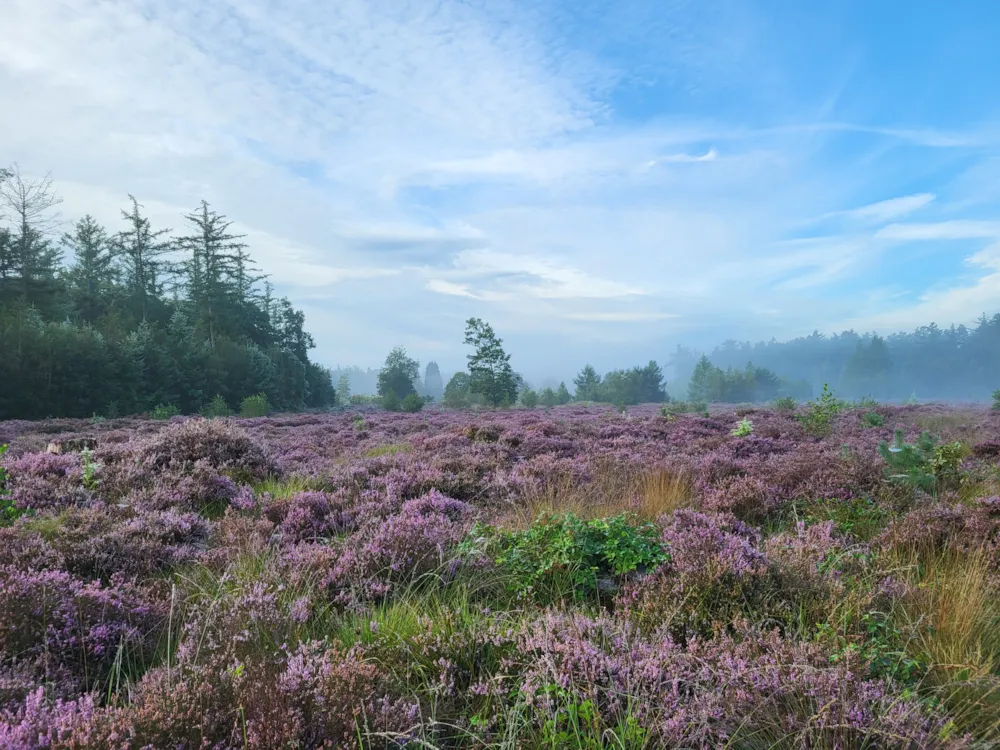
[506,467,691,528]
[910,412,986,445]
[896,545,1000,739]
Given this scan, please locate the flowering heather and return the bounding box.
[0,403,998,746]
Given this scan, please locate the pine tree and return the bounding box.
[178,200,247,350]
[573,364,601,402]
[423,361,444,402]
[112,196,173,322]
[464,318,518,407]
[62,215,116,323]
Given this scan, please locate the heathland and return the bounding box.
[2,398,1000,747]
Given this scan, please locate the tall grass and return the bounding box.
[510,467,690,528]
[896,545,1000,740]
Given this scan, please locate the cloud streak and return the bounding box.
[3,0,1000,379]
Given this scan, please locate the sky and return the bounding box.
[3,0,1000,384]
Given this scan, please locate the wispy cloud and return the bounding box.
[3,0,1000,377]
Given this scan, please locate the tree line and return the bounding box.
[670,318,1000,402]
[0,164,334,420]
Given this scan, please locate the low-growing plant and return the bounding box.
[363,443,413,458]
[818,610,926,683]
[798,383,844,436]
[200,395,233,418]
[774,396,797,412]
[861,411,885,428]
[731,417,754,437]
[239,393,270,418]
[662,401,708,416]
[151,403,181,420]
[0,443,21,525]
[80,447,101,492]
[855,395,879,410]
[400,393,424,413]
[993,389,1000,411]
[879,429,966,495]
[464,513,669,602]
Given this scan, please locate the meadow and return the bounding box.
[2,399,1000,748]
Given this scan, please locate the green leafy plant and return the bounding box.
[993,389,1000,411]
[520,388,539,409]
[878,429,966,494]
[400,393,424,413]
[731,417,754,437]
[239,393,271,418]
[861,411,885,428]
[819,611,926,684]
[0,444,28,526]
[774,396,796,412]
[80,447,101,492]
[662,400,708,416]
[797,383,844,437]
[151,403,181,420]
[463,513,669,601]
[382,390,401,412]
[200,395,233,418]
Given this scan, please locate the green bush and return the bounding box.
[731,418,754,437]
[520,388,539,408]
[661,401,708,416]
[993,389,1000,411]
[774,396,796,412]
[797,383,844,437]
[382,391,401,412]
[464,513,669,602]
[861,411,885,428]
[239,393,271,418]
[200,395,233,418]
[400,393,424,413]
[151,403,181,420]
[878,429,966,495]
[0,444,27,526]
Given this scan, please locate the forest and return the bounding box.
[0,165,334,420]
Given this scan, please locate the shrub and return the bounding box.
[992,389,1000,410]
[200,394,233,418]
[0,444,20,526]
[797,383,844,436]
[400,393,424,413]
[240,393,271,418]
[774,396,796,412]
[661,401,708,416]
[150,403,180,420]
[127,418,274,484]
[520,388,539,408]
[381,391,401,412]
[878,429,966,495]
[731,417,754,437]
[466,513,669,601]
[861,411,885,428]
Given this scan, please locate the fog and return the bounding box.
[336,312,1000,405]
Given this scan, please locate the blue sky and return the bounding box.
[3,0,1000,383]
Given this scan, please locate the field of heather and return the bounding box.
[2,403,1000,748]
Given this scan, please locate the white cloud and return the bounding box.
[3,0,1000,375]
[843,193,935,222]
[876,221,1000,241]
[426,279,477,298]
